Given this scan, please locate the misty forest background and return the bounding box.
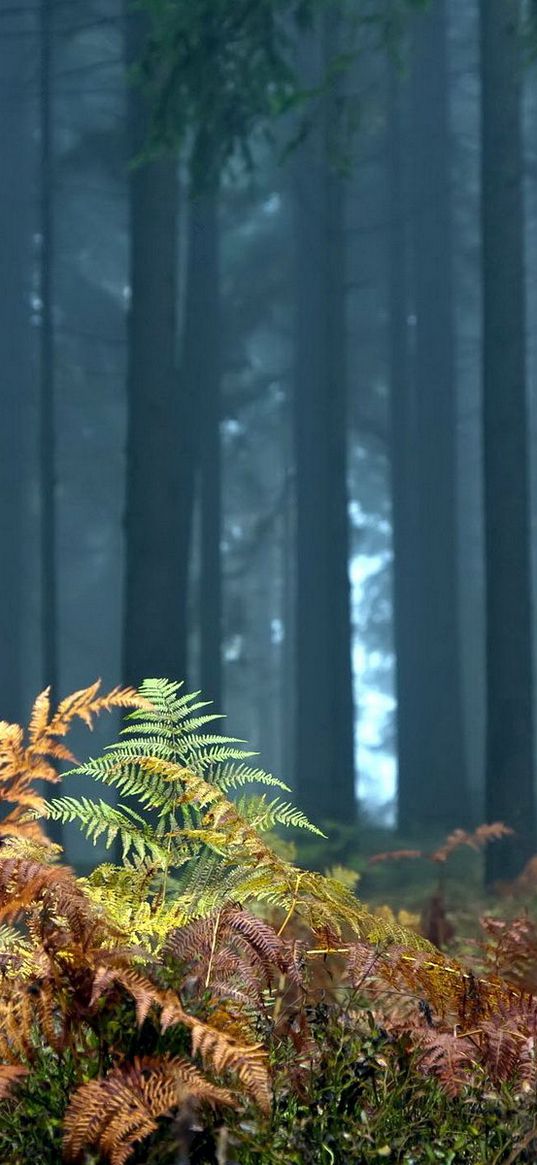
[1,0,536,883]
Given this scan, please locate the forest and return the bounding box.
[3,0,537,871]
[3,0,537,1162]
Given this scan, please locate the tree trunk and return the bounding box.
[480,0,535,882]
[0,8,34,723]
[397,0,469,832]
[40,0,58,706]
[293,11,356,825]
[386,61,421,832]
[39,0,64,847]
[183,166,222,710]
[123,4,191,687]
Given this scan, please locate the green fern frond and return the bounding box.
[126,679,216,726]
[214,762,290,794]
[173,714,228,734]
[179,734,247,748]
[235,793,325,836]
[62,753,174,811]
[41,797,171,863]
[0,924,28,950]
[185,745,259,771]
[104,738,176,760]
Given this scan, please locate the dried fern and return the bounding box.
[0,681,146,848]
[63,1055,234,1165]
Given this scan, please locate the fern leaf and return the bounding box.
[48,681,149,737]
[235,793,325,836]
[414,1029,478,1097]
[27,688,52,745]
[41,797,170,863]
[215,761,290,793]
[63,1055,234,1165]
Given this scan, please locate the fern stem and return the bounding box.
[276,873,305,937]
[271,972,287,1025]
[306,946,352,956]
[156,715,183,911]
[157,829,174,912]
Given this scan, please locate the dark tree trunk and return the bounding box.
[293,11,356,825]
[0,9,34,723]
[40,0,58,705]
[39,0,64,847]
[386,63,421,832]
[480,0,535,882]
[396,0,469,833]
[183,167,222,710]
[123,5,191,687]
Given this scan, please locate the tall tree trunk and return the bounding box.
[397,0,469,832]
[386,62,421,832]
[123,4,191,687]
[293,11,356,825]
[183,161,222,709]
[480,0,535,882]
[0,9,34,723]
[40,0,58,706]
[39,0,64,846]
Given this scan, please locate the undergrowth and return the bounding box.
[0,679,536,1162]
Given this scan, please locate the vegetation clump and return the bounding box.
[0,679,536,1162]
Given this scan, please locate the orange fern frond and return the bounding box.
[346,941,524,1027]
[368,849,423,865]
[48,682,150,739]
[0,682,149,848]
[0,856,118,965]
[368,823,513,867]
[87,957,271,1110]
[0,976,68,1058]
[63,1055,234,1165]
[0,858,74,923]
[90,965,163,1027]
[27,688,52,746]
[188,1019,271,1112]
[431,823,513,863]
[159,994,271,1111]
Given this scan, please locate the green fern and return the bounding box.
[235,793,324,834]
[44,796,173,863]
[32,679,432,954]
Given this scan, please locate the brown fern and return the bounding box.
[431,823,514,863]
[480,913,537,993]
[477,1021,534,1087]
[344,936,537,1095]
[345,941,524,1026]
[88,958,272,1112]
[63,1055,234,1165]
[0,681,147,846]
[412,1029,479,1096]
[164,904,302,993]
[368,823,513,867]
